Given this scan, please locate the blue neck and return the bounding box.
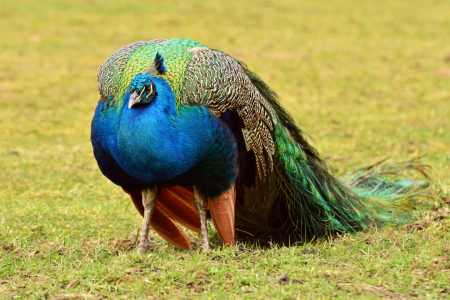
[92,77,238,197]
[114,78,223,182]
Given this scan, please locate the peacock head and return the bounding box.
[128,52,167,109]
[128,73,156,108]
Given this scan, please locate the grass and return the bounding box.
[1,0,449,298]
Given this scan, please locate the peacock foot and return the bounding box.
[193,186,209,252]
[137,238,152,254]
[138,185,157,255]
[201,242,209,252]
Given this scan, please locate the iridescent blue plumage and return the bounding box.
[92,74,238,199]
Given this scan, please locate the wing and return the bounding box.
[181,48,277,184]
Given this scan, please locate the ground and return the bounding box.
[0,0,449,298]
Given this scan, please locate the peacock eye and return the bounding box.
[143,83,154,100]
[142,82,155,101]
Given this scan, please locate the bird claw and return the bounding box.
[137,238,152,254]
[200,238,209,251]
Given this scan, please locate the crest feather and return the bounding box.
[146,52,167,75]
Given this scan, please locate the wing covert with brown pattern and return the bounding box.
[180,48,277,184]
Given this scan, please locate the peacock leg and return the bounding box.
[138,185,157,254]
[193,186,209,251]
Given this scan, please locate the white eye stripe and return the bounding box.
[148,84,153,95]
[144,84,154,100]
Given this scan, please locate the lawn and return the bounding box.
[0,0,449,298]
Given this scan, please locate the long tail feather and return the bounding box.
[272,125,433,241]
[273,124,371,239]
[342,159,433,225]
[237,61,434,242]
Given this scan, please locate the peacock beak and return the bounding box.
[128,91,141,109]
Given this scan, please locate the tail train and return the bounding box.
[234,61,433,243]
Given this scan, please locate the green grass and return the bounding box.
[1,0,450,298]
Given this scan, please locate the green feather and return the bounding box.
[237,60,433,241]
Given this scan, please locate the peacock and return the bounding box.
[91,38,430,253]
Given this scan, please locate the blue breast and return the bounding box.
[91,77,238,198]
